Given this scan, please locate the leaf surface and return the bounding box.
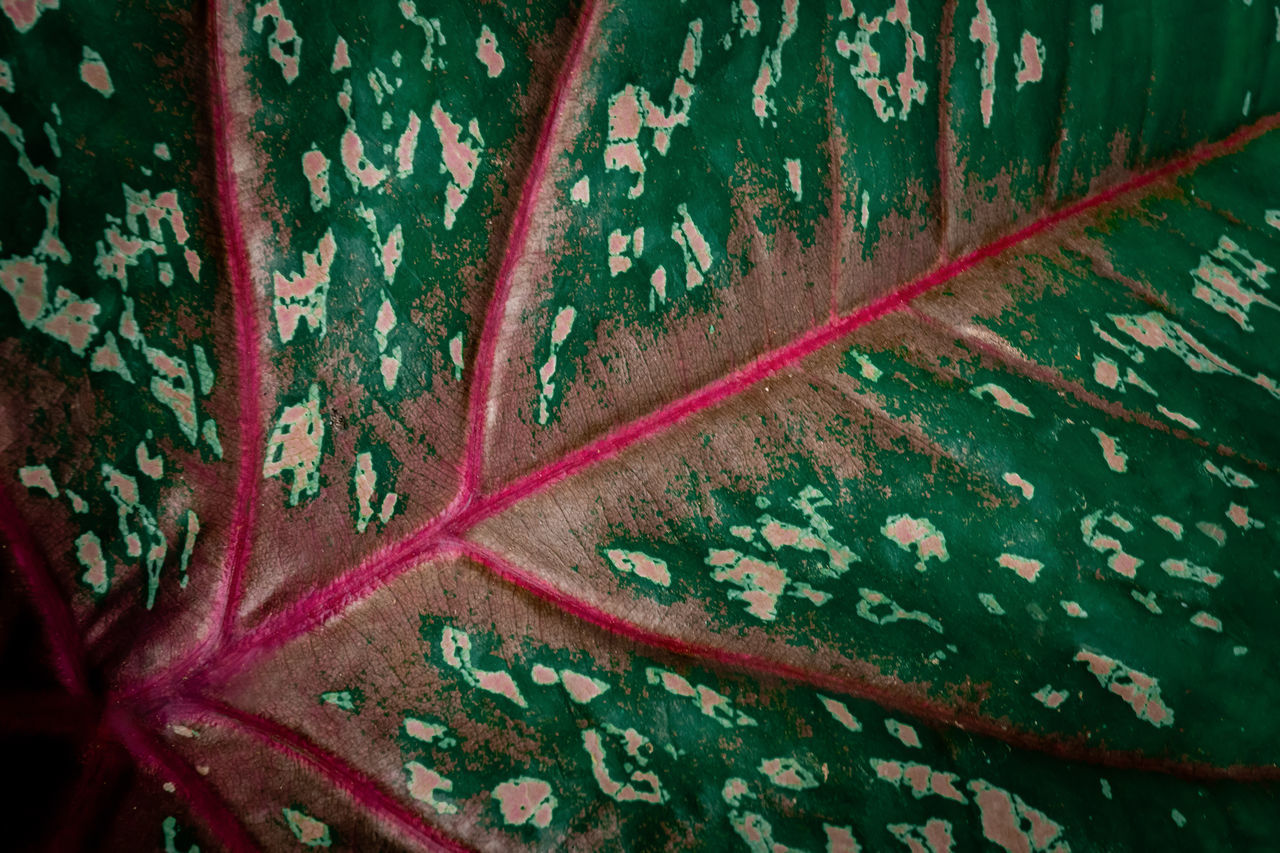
[2,1,1279,850]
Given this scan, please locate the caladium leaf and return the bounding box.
[2,0,1279,850]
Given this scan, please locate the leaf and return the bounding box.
[2,0,1279,850]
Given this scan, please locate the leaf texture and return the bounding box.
[1,0,1279,850]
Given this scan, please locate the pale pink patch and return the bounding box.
[660,670,695,697]
[1198,521,1227,546]
[971,781,1064,851]
[331,36,349,72]
[302,149,330,210]
[379,225,404,283]
[476,670,523,705]
[531,664,557,685]
[475,25,504,77]
[997,553,1042,583]
[1061,601,1086,618]
[1107,552,1139,579]
[273,230,336,342]
[679,209,713,271]
[1003,471,1034,499]
[1033,685,1069,709]
[1093,356,1120,389]
[396,112,420,179]
[18,465,56,497]
[721,778,750,805]
[493,778,554,828]
[431,104,482,228]
[887,719,921,748]
[784,158,802,200]
[751,61,772,120]
[560,670,607,703]
[761,521,801,548]
[2,0,58,33]
[1153,515,1184,539]
[1157,405,1200,430]
[1226,503,1262,529]
[39,288,100,355]
[1014,31,1044,89]
[136,443,163,479]
[550,306,576,345]
[825,825,860,853]
[341,129,388,190]
[1092,428,1128,473]
[972,383,1032,417]
[969,0,999,127]
[1191,612,1223,632]
[819,695,861,731]
[75,531,108,593]
[79,51,113,97]
[1074,650,1174,728]
[0,257,47,325]
[404,762,456,814]
[570,176,590,205]
[874,759,903,782]
[404,718,446,741]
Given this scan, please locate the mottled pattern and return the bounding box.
[1,1,1279,851]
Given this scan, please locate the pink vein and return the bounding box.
[107,706,260,852]
[454,111,1280,532]
[455,539,1280,782]
[906,305,1272,471]
[0,488,87,695]
[189,697,475,853]
[458,0,600,499]
[205,0,266,649]
[195,534,453,688]
[172,112,1280,695]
